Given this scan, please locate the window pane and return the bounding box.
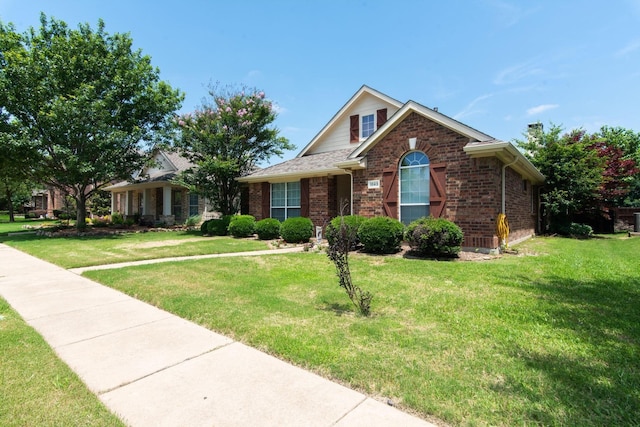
[286,208,301,219]
[287,182,301,206]
[271,183,286,207]
[362,114,374,138]
[271,208,285,222]
[401,205,430,225]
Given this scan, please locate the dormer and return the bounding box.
[297,85,403,156]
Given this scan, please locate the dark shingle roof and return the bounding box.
[246,148,353,178]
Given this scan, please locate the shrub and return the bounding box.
[184,215,201,227]
[111,212,124,225]
[228,215,256,238]
[26,209,48,219]
[200,219,213,235]
[405,216,463,257]
[357,216,405,254]
[280,216,314,243]
[207,215,232,236]
[325,215,366,249]
[255,218,281,240]
[567,222,593,239]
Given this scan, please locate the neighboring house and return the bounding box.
[238,85,545,251]
[27,186,66,217]
[104,150,211,226]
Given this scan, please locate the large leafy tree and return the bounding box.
[517,124,604,232]
[0,14,183,229]
[174,84,294,215]
[0,122,36,221]
[594,126,640,206]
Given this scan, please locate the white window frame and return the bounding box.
[361,113,375,139]
[399,151,430,225]
[188,193,199,217]
[271,181,301,221]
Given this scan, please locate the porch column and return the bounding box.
[144,188,152,215]
[163,186,172,216]
[124,191,130,216]
[111,192,116,214]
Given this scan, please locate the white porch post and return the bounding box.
[124,191,130,216]
[163,186,172,216]
[144,188,152,215]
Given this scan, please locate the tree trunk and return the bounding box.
[76,194,87,230]
[5,187,15,222]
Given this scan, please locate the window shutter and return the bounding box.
[350,115,359,142]
[261,182,270,219]
[300,178,310,217]
[382,167,398,218]
[376,108,387,128]
[429,163,447,217]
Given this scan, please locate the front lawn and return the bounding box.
[0,298,124,426]
[0,214,56,234]
[1,231,270,268]
[83,236,640,426]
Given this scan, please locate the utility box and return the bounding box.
[635,213,640,232]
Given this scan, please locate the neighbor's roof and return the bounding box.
[104,150,194,191]
[238,148,355,183]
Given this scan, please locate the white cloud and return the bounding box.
[494,60,545,85]
[526,104,559,116]
[484,0,539,27]
[615,39,640,57]
[453,94,493,120]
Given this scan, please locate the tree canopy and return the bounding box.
[0,14,183,229]
[174,84,294,215]
[517,124,639,232]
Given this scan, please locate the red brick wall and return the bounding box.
[351,112,536,250]
[248,183,264,220]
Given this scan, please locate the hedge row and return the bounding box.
[201,214,464,257]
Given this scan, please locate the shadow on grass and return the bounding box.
[499,273,640,425]
[318,300,354,316]
[0,228,202,243]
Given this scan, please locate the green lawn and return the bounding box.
[80,236,640,426]
[0,214,56,234]
[1,230,270,268]
[0,298,124,427]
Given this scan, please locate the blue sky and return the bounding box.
[2,0,639,163]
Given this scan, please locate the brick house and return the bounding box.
[105,150,212,225]
[239,86,544,252]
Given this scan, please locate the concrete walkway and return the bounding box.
[0,243,436,427]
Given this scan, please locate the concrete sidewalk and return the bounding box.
[0,243,436,427]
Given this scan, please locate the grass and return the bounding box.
[1,230,270,268]
[79,235,640,426]
[0,298,124,426]
[0,214,56,234]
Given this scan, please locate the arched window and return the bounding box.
[399,151,430,224]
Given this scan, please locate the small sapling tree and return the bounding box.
[326,201,372,316]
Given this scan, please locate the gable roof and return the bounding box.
[348,100,494,158]
[104,150,194,191]
[239,86,544,184]
[296,85,404,157]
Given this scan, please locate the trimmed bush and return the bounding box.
[357,216,405,254]
[200,219,213,235]
[207,215,232,236]
[567,222,593,239]
[228,215,256,238]
[405,216,463,257]
[325,215,366,249]
[280,216,314,243]
[255,218,281,240]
